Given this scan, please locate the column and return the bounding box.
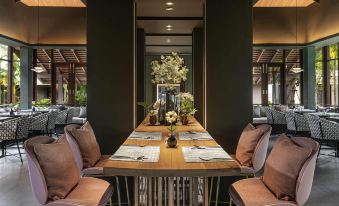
[205,0,253,153]
[192,28,204,125]
[51,50,57,105]
[7,47,13,104]
[19,47,33,109]
[303,46,316,109]
[67,64,76,106]
[32,49,37,101]
[87,0,135,154]
[58,75,63,104]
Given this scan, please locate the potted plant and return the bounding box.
[177,92,197,125]
[166,111,178,148]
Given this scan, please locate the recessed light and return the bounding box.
[166,39,171,43]
[166,7,174,11]
[165,2,174,6]
[166,28,173,31]
[166,25,172,28]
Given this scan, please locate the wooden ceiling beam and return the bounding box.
[41,49,51,62]
[270,50,279,62]
[256,49,265,63]
[56,49,67,62]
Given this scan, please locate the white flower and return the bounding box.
[153,100,160,110]
[166,111,178,124]
[149,109,158,116]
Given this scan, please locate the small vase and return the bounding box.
[167,133,177,148]
[180,115,189,125]
[149,115,157,125]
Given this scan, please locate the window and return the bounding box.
[13,50,20,104]
[315,47,324,106]
[328,44,338,106]
[0,43,9,104]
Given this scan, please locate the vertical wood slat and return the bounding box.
[148,177,153,206]
[176,177,180,206]
[165,177,167,206]
[168,177,174,206]
[158,177,163,206]
[204,177,209,206]
[193,177,199,206]
[183,177,186,206]
[125,176,131,206]
[209,177,214,204]
[215,176,221,206]
[134,177,139,206]
[189,177,193,206]
[115,176,121,206]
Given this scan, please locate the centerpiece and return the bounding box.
[151,52,189,125]
[166,111,178,148]
[177,92,197,125]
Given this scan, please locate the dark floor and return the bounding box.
[0,136,338,206]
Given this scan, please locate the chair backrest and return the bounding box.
[271,109,286,125]
[47,111,58,130]
[306,115,322,140]
[285,111,296,132]
[30,112,49,131]
[64,124,83,171]
[55,110,68,124]
[262,107,274,124]
[0,118,20,140]
[292,137,319,206]
[320,118,339,141]
[16,116,32,140]
[24,136,55,205]
[252,124,272,173]
[295,113,310,132]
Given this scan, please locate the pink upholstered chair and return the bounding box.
[24,136,113,206]
[229,137,319,206]
[236,124,272,176]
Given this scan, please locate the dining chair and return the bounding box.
[285,111,297,135]
[320,118,339,157]
[24,136,113,206]
[66,107,80,124]
[236,124,272,177]
[0,116,31,163]
[64,124,130,205]
[306,114,322,141]
[54,110,68,135]
[271,109,287,134]
[294,113,310,135]
[229,137,319,206]
[30,112,50,135]
[262,107,274,125]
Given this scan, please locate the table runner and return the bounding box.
[182,146,233,163]
[178,132,213,140]
[109,145,160,162]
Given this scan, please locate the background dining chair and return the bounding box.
[64,124,130,206]
[54,110,68,135]
[24,136,113,206]
[262,107,274,125]
[229,137,319,206]
[30,112,50,135]
[285,111,297,136]
[271,109,287,134]
[236,124,272,177]
[294,113,310,136]
[320,118,339,157]
[0,116,31,163]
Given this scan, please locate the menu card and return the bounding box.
[109,145,160,162]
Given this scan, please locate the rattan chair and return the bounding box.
[30,112,50,135]
[320,118,339,157]
[295,113,310,134]
[262,107,273,124]
[285,111,297,135]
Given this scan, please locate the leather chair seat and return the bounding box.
[229,178,297,206]
[47,177,113,206]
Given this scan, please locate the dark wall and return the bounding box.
[192,28,204,125]
[87,0,134,154]
[206,0,253,154]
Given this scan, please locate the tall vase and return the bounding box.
[158,89,178,125]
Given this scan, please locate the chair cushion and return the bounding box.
[34,141,80,201]
[79,107,87,118]
[229,178,297,206]
[235,124,264,167]
[263,135,312,201]
[71,121,101,168]
[46,177,113,206]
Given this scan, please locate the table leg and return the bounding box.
[168,177,174,206]
[134,177,139,206]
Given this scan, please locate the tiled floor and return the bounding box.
[0,137,338,206]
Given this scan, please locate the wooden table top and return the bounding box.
[102,117,240,177]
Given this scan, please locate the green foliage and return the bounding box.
[33,98,51,106]
[75,85,87,106]
[137,102,153,115]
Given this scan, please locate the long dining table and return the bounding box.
[101,117,240,206]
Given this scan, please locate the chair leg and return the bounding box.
[16,139,23,163]
[229,198,233,206]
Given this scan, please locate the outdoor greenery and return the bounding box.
[75,85,87,106]
[33,98,51,106]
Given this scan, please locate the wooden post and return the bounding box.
[51,49,57,105]
[68,63,76,106]
[32,49,37,102]
[7,47,13,104]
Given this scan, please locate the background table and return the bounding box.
[102,117,240,206]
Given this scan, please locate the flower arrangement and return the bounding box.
[149,109,158,116]
[177,92,197,125]
[151,52,189,85]
[166,111,177,134]
[149,109,158,125]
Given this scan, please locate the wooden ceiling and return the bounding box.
[254,0,316,7]
[20,0,85,7]
[36,49,87,85]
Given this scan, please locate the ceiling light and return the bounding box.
[166,28,173,31]
[166,39,171,43]
[290,67,303,74]
[166,25,172,28]
[165,2,174,6]
[166,7,174,11]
